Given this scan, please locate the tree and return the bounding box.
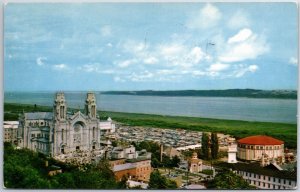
[151,156,161,168]
[148,170,177,189]
[3,143,124,189]
[162,154,172,168]
[171,155,180,167]
[182,150,193,159]
[207,169,255,189]
[211,133,219,159]
[117,175,128,189]
[111,140,118,147]
[201,133,210,160]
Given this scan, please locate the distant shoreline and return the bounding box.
[5,89,297,99]
[102,89,297,99]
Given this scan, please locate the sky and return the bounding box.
[4,3,298,91]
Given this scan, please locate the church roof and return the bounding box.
[237,135,284,145]
[25,112,53,120]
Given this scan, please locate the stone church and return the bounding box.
[17,92,115,157]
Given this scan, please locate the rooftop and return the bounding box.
[25,112,53,120]
[237,135,284,145]
[216,162,296,181]
[113,163,135,172]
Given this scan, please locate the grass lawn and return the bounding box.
[4,102,297,148]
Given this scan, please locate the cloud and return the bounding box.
[116,59,138,68]
[189,47,206,64]
[114,76,125,82]
[228,28,252,44]
[289,57,298,66]
[157,43,207,68]
[36,57,47,66]
[77,64,116,74]
[232,64,259,78]
[219,28,269,63]
[106,43,113,47]
[159,43,184,57]
[122,40,147,54]
[100,25,112,37]
[227,10,251,29]
[127,71,154,82]
[208,63,230,72]
[186,3,221,29]
[52,64,68,71]
[79,64,99,72]
[143,56,158,64]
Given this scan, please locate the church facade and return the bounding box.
[17,92,114,157]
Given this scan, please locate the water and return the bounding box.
[4,92,297,123]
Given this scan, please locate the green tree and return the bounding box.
[151,156,161,168]
[201,133,210,160]
[182,150,193,159]
[211,133,219,159]
[117,175,128,189]
[111,140,118,147]
[162,154,172,168]
[171,155,180,167]
[207,169,255,189]
[148,170,177,189]
[3,143,124,189]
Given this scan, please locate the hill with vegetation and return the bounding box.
[102,89,297,99]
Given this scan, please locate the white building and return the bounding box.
[4,121,19,144]
[229,162,297,189]
[228,138,237,163]
[111,145,138,160]
[236,169,296,189]
[17,92,116,157]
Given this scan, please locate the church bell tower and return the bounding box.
[54,92,67,121]
[85,92,97,119]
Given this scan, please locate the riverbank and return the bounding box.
[4,103,297,148]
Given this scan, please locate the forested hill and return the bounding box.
[101,89,297,99]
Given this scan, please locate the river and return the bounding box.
[4,92,297,123]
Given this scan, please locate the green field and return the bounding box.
[4,103,297,148]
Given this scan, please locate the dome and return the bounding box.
[237,135,284,145]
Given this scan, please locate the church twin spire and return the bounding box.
[54,92,97,121]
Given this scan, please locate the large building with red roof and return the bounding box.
[237,135,284,161]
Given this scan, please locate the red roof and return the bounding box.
[237,135,284,145]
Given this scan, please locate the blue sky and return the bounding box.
[4,3,298,91]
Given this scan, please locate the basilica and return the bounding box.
[17,92,115,157]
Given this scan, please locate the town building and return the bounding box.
[237,135,284,162]
[4,121,19,144]
[227,138,237,163]
[108,145,152,182]
[188,152,203,173]
[230,162,296,189]
[17,92,115,157]
[113,158,152,182]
